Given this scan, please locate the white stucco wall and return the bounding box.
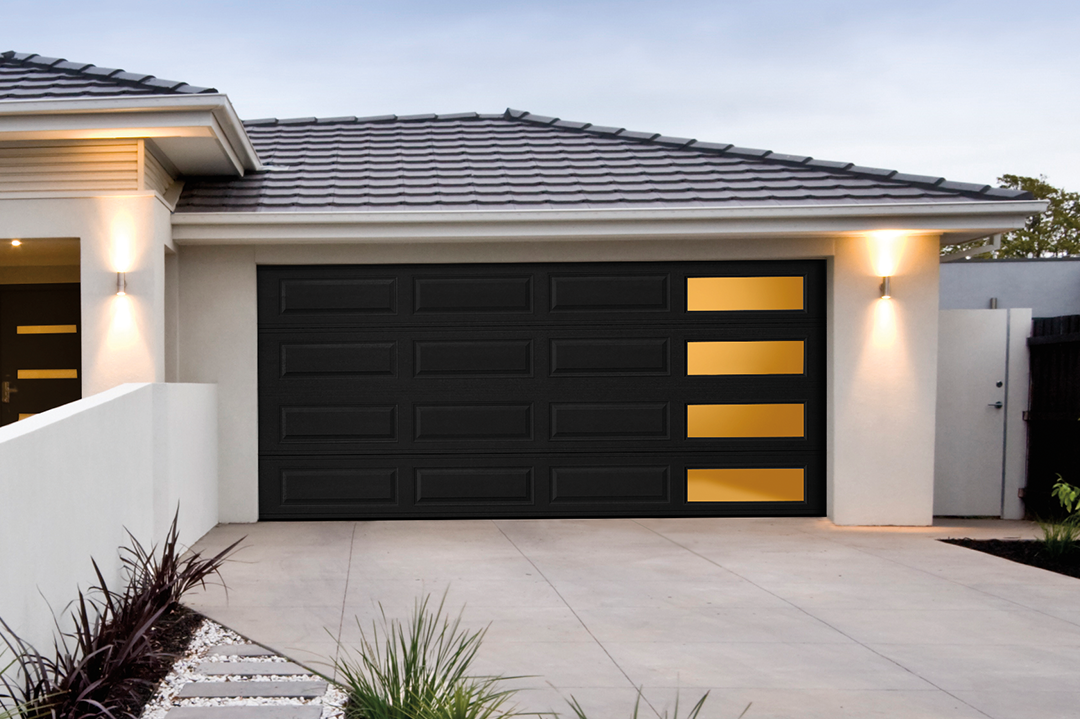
[828,234,940,525]
[177,233,940,525]
[177,246,259,523]
[941,258,1080,317]
[0,382,218,653]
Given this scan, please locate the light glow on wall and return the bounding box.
[111,213,135,273]
[871,292,898,348]
[106,294,137,349]
[868,230,908,278]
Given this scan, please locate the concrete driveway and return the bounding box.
[184,518,1079,719]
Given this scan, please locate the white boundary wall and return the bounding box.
[0,383,218,653]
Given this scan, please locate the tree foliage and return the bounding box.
[995,175,1080,257]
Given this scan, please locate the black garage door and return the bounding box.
[258,260,825,519]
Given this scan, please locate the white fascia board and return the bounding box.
[171,200,1047,245]
[0,94,261,173]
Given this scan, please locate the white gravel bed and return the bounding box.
[139,616,345,719]
[199,655,290,662]
[192,675,324,682]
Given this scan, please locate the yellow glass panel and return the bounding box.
[18,414,36,421]
[687,276,803,311]
[17,369,78,379]
[687,404,804,438]
[17,325,77,335]
[687,468,805,502]
[687,341,804,375]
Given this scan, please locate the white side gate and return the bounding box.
[934,309,1030,518]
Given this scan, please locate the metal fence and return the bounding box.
[1025,315,1080,518]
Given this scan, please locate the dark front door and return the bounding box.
[257,261,826,519]
[0,284,82,426]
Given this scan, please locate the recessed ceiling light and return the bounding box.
[11,239,21,247]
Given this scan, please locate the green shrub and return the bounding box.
[334,593,529,719]
[1038,475,1080,558]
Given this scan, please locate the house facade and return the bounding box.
[0,51,1046,531]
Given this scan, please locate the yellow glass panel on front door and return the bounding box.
[687,341,804,375]
[687,468,805,502]
[17,369,78,379]
[16,325,77,335]
[687,403,804,438]
[687,276,804,311]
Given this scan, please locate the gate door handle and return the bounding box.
[988,401,1003,409]
[1,381,16,403]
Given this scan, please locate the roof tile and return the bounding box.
[618,130,660,141]
[0,50,216,97]
[24,55,63,67]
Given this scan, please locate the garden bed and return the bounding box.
[942,538,1080,579]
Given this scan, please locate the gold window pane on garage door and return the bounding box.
[687,403,804,438]
[687,340,804,375]
[687,276,804,311]
[687,468,805,502]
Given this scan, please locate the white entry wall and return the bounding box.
[935,308,1031,518]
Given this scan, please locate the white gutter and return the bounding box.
[0,94,261,173]
[171,200,1047,245]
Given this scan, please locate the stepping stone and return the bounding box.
[206,645,278,658]
[167,708,321,719]
[178,680,328,698]
[196,661,311,676]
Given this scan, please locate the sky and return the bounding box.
[3,0,1079,189]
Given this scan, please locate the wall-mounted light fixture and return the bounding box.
[116,272,127,296]
[879,276,892,299]
[11,239,21,247]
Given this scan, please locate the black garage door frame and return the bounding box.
[257,260,826,520]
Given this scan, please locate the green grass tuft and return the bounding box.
[1037,516,1080,558]
[334,593,533,719]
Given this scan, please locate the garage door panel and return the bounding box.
[550,337,670,376]
[549,273,670,313]
[415,467,534,504]
[259,261,825,329]
[550,402,670,440]
[550,465,670,503]
[260,327,823,392]
[260,391,825,454]
[276,277,398,318]
[413,275,533,314]
[261,398,822,453]
[280,341,397,378]
[414,403,534,441]
[279,405,398,443]
[273,466,399,507]
[414,339,533,377]
[259,452,824,518]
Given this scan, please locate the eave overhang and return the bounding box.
[170,200,1047,246]
[0,94,261,176]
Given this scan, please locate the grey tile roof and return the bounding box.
[176,110,1032,213]
[0,51,216,100]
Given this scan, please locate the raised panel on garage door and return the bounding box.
[258,261,826,519]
